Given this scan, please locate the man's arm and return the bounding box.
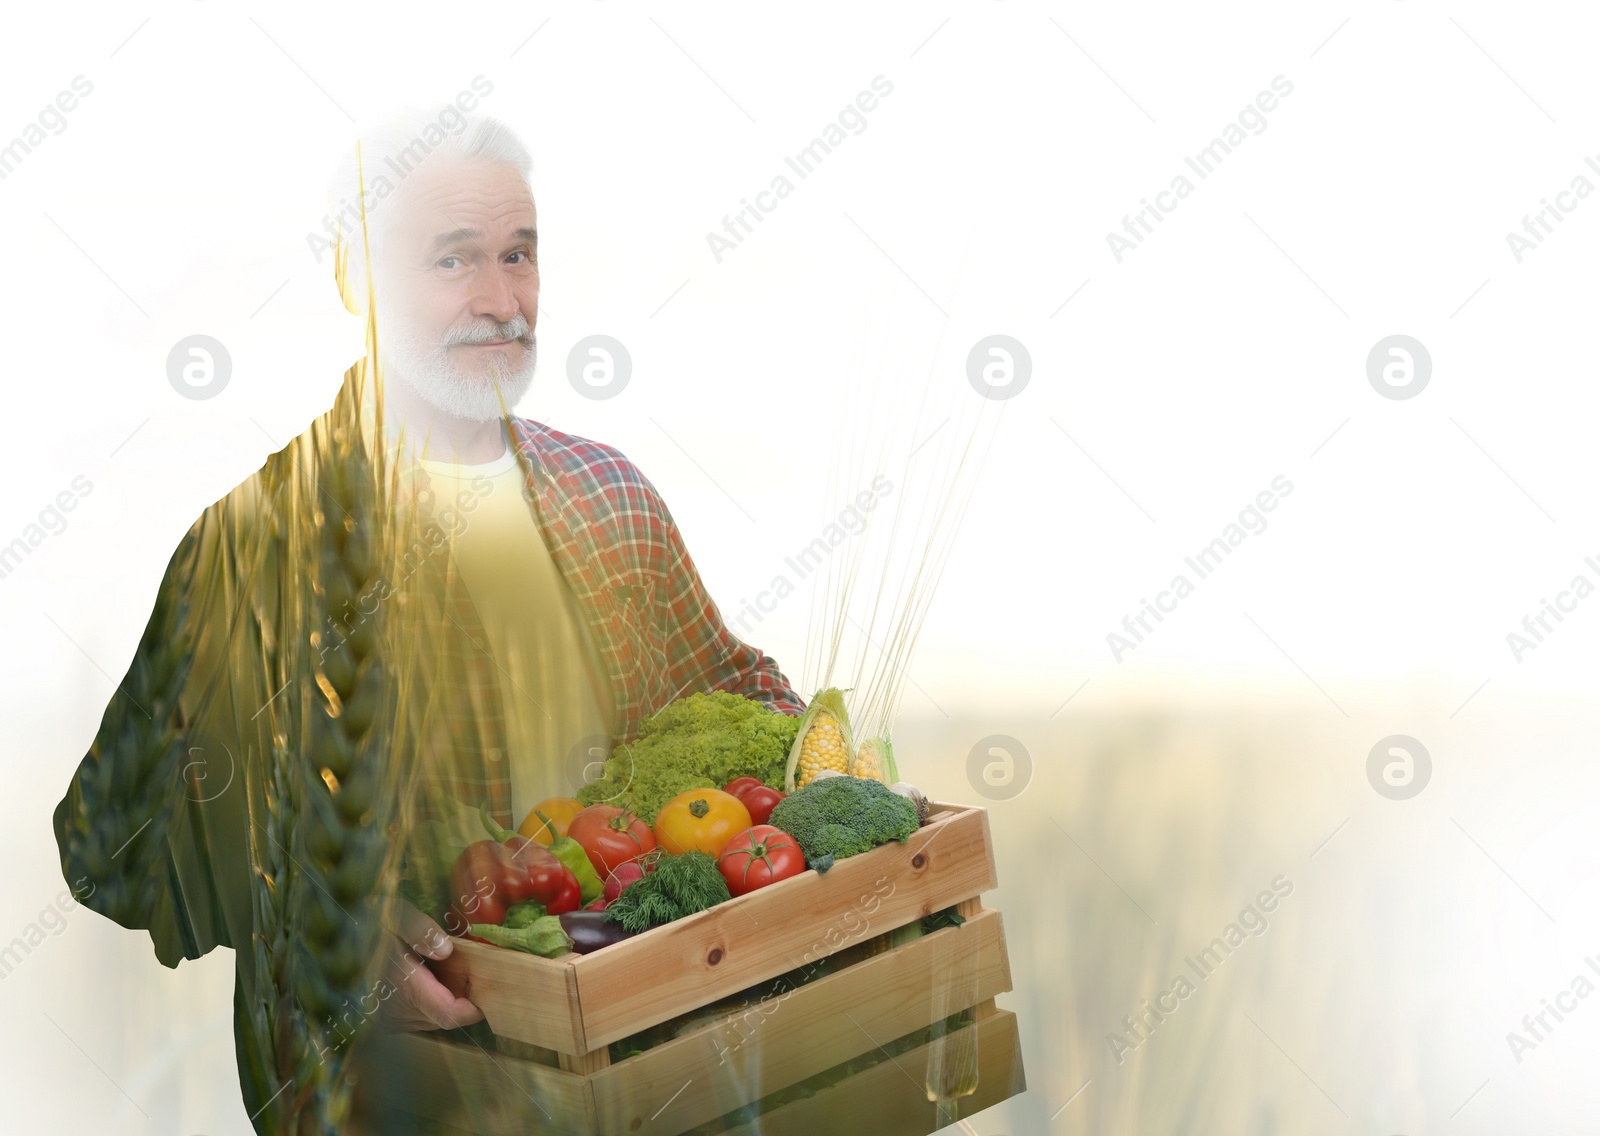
[52,477,283,969]
[52,517,228,965]
[652,495,806,716]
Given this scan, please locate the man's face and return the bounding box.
[377,156,540,422]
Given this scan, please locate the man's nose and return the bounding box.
[469,264,520,324]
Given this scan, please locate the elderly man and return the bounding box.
[52,109,802,1129]
[344,110,804,1026]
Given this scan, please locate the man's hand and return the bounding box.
[377,901,485,1032]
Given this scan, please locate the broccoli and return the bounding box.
[768,776,919,872]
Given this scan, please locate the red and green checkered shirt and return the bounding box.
[52,406,803,973]
[416,417,804,829]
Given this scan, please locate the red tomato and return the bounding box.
[567,805,656,876]
[737,785,785,826]
[718,825,805,897]
[723,776,764,799]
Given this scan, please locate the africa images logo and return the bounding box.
[1105,76,1294,263]
[1107,876,1295,1064]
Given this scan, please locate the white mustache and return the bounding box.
[443,315,531,346]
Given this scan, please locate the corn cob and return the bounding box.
[784,688,854,791]
[849,732,898,786]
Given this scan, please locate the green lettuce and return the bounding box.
[577,691,799,822]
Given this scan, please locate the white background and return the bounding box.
[1,1,1597,1133]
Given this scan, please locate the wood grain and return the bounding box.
[389,1010,1025,1136]
[432,941,585,1053]
[571,804,998,1052]
[362,1030,594,1136]
[716,1009,1025,1136]
[587,908,1013,1135]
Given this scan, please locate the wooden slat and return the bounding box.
[587,908,1012,1135]
[358,1030,595,1135]
[993,893,1015,994]
[717,1009,1025,1136]
[559,1047,612,1075]
[390,1013,1026,1136]
[432,943,585,1053]
[572,804,997,1052]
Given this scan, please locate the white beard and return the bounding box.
[383,309,537,422]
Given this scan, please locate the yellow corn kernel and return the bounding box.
[785,688,856,792]
[797,713,849,787]
[850,743,885,784]
[849,734,898,786]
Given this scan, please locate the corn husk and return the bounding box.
[849,732,898,786]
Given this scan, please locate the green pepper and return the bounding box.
[536,810,605,904]
[470,916,573,959]
[503,900,546,929]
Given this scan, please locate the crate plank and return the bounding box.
[587,909,1012,1135]
[432,941,585,1053]
[572,805,997,1052]
[356,1029,594,1135]
[717,1009,1025,1136]
[388,1011,1025,1136]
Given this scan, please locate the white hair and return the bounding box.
[324,106,540,420]
[324,105,533,274]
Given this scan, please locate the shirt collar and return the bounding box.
[507,417,556,488]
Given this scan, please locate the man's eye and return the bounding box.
[506,251,530,266]
[437,255,463,269]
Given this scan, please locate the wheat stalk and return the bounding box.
[801,309,1003,743]
[165,143,463,1132]
[297,389,404,1130]
[243,149,455,1128]
[228,373,423,1132]
[226,438,325,1132]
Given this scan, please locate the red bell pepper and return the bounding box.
[480,805,585,914]
[443,814,582,935]
[551,874,581,914]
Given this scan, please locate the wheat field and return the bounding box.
[886,692,1599,1135]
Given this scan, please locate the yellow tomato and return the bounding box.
[518,796,586,845]
[653,789,753,857]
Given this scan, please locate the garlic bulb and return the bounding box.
[889,781,930,826]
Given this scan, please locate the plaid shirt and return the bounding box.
[415,417,804,829]
[52,403,802,982]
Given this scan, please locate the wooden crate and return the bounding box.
[361,1007,1024,1136]
[374,1004,1024,1136]
[433,801,999,1057]
[369,802,1022,1135]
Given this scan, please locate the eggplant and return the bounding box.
[558,910,636,954]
